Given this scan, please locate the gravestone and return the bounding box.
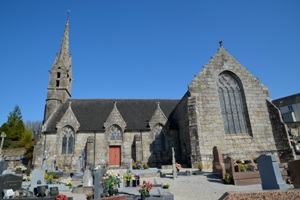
[49,187,59,197]
[94,169,107,199]
[257,154,288,190]
[212,146,226,179]
[0,173,23,199]
[28,169,46,193]
[83,167,93,187]
[130,159,133,171]
[172,147,177,179]
[0,161,8,175]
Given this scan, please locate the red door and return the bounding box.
[109,146,121,166]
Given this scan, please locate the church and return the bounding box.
[33,18,295,172]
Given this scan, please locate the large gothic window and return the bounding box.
[109,125,122,140]
[217,71,252,135]
[153,124,165,151]
[61,126,75,154]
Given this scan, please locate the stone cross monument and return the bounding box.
[0,132,6,160]
[172,147,177,179]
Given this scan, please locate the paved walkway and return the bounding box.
[64,169,265,200]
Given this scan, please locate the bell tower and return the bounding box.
[44,16,72,122]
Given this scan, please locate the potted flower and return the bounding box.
[137,181,154,200]
[176,163,181,172]
[65,181,72,189]
[123,173,132,187]
[56,194,68,200]
[103,172,122,196]
[162,183,170,189]
[134,173,140,185]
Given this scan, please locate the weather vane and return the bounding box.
[219,40,223,47]
[67,10,71,19]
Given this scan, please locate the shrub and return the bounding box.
[143,163,149,169]
[132,162,137,169]
[224,173,233,184]
[236,159,242,164]
[198,163,203,171]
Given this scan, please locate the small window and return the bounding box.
[56,80,60,87]
[57,72,61,78]
[109,125,122,140]
[288,105,294,111]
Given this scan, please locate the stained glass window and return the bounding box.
[217,71,251,135]
[61,126,74,154]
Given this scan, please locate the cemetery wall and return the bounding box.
[188,48,278,169]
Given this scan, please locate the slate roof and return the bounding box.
[45,98,180,132]
[272,93,300,107]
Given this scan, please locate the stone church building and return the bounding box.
[33,19,295,171]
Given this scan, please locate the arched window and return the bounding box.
[61,126,74,154]
[153,124,165,151]
[109,125,122,140]
[217,71,252,135]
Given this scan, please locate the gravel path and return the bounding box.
[143,170,262,200]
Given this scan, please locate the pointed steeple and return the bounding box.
[57,18,70,63]
[44,13,73,123]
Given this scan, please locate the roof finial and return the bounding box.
[219,40,223,47]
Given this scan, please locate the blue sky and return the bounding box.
[0,1,299,125]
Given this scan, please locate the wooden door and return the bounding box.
[109,146,121,166]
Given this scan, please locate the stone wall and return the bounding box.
[188,47,278,169]
[267,100,295,162]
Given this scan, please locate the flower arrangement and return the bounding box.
[134,173,140,180]
[56,194,68,200]
[137,181,154,196]
[124,173,132,181]
[176,163,181,171]
[103,172,122,191]
[162,183,170,189]
[65,181,72,186]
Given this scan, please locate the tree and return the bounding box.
[21,127,37,171]
[7,105,22,129]
[10,120,25,141]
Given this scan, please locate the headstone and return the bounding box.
[257,154,288,190]
[0,161,8,174]
[83,167,93,187]
[28,169,46,193]
[49,187,59,196]
[172,147,177,179]
[94,169,107,199]
[130,159,133,171]
[119,171,124,189]
[288,159,300,188]
[212,146,226,179]
[0,173,22,199]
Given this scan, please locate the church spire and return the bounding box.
[44,13,73,123]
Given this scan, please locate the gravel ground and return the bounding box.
[62,169,263,200]
[147,171,262,200]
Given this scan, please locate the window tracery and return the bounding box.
[217,71,251,135]
[61,126,74,154]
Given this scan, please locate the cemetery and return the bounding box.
[1,142,300,199]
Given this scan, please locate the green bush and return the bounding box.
[132,162,137,169]
[143,163,149,169]
[224,173,233,184]
[198,163,203,171]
